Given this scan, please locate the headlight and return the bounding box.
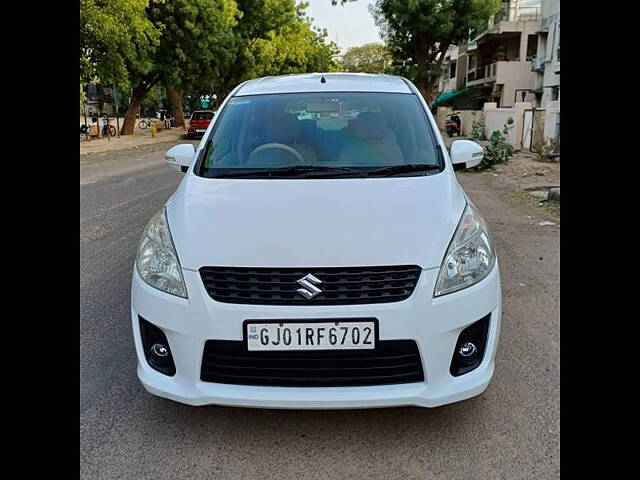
[434,203,495,297]
[136,206,187,298]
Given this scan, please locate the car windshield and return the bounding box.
[196,92,440,178]
[192,111,213,120]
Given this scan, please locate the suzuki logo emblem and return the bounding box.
[296,273,323,300]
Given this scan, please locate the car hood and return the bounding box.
[167,173,467,271]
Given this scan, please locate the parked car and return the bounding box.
[133,73,500,409]
[187,110,215,139]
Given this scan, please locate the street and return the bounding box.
[80,142,559,479]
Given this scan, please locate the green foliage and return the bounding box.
[368,0,500,101]
[469,118,486,141]
[147,0,239,92]
[479,117,514,169]
[338,43,392,73]
[85,0,340,129]
[80,0,161,88]
[215,0,338,100]
[250,14,339,78]
[140,85,169,116]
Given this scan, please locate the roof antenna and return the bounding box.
[320,73,326,84]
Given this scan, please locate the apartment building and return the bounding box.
[462,0,541,107]
[437,45,459,95]
[532,0,560,110]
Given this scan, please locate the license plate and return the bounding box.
[245,320,376,351]
[195,129,206,133]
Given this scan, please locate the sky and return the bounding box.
[304,0,383,52]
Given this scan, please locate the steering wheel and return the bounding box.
[247,143,306,164]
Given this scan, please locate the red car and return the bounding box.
[187,110,215,139]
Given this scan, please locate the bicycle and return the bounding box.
[138,118,157,130]
[101,123,117,138]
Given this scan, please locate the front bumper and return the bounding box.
[131,263,501,409]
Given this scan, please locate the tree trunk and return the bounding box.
[413,41,450,107]
[165,85,185,127]
[413,36,432,105]
[120,85,150,135]
[417,81,434,105]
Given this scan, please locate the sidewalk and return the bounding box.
[80,127,187,156]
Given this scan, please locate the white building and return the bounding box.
[463,0,541,107]
[438,45,459,95]
[532,0,560,109]
[532,0,560,145]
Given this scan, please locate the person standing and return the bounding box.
[101,114,109,137]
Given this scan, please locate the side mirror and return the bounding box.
[450,140,484,171]
[165,144,195,173]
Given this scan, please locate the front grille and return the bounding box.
[199,265,422,305]
[200,340,424,387]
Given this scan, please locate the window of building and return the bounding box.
[468,54,476,70]
[526,34,538,60]
[450,61,457,79]
[552,87,559,101]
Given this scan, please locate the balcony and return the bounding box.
[470,5,541,43]
[467,60,533,88]
[467,63,498,86]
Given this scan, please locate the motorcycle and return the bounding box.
[445,112,462,137]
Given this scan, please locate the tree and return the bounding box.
[148,0,238,127]
[80,0,160,89]
[329,0,499,103]
[139,85,168,117]
[338,43,391,73]
[211,0,337,106]
[109,0,337,133]
[119,0,239,134]
[250,12,339,78]
[369,0,499,103]
[213,0,303,105]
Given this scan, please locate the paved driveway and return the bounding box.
[80,144,559,479]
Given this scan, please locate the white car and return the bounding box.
[132,73,501,409]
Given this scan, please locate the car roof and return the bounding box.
[235,73,413,96]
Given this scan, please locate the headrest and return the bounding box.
[267,113,300,142]
[298,119,317,135]
[353,112,387,140]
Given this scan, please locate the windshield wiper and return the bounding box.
[211,164,441,179]
[213,165,363,178]
[365,164,442,177]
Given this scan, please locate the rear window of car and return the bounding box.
[196,92,439,178]
[192,112,213,120]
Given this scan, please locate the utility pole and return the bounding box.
[82,103,89,141]
[112,85,120,138]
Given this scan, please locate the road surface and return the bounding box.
[80,142,559,479]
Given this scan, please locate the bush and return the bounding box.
[478,117,514,169]
[469,118,487,141]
